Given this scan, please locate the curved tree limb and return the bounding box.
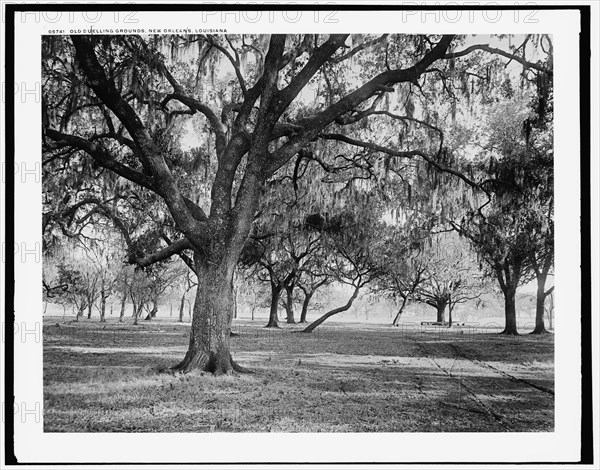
[161,91,226,156]
[443,44,552,75]
[329,34,389,64]
[45,128,157,191]
[268,35,456,173]
[130,34,228,155]
[90,132,136,152]
[318,133,480,189]
[206,34,247,96]
[161,233,197,275]
[134,238,194,268]
[70,35,203,244]
[273,34,350,117]
[45,128,209,226]
[66,197,133,248]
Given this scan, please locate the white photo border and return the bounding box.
[3,2,596,467]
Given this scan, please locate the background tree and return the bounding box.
[177,269,197,323]
[250,238,296,328]
[143,260,188,321]
[376,240,427,327]
[296,258,331,324]
[427,36,553,334]
[523,73,554,334]
[114,265,135,323]
[412,233,487,326]
[450,99,553,334]
[79,237,123,322]
[43,256,69,315]
[127,270,150,325]
[301,207,386,333]
[54,260,99,321]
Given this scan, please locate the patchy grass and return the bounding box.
[43,317,554,432]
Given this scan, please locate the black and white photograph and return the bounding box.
[3,3,597,467]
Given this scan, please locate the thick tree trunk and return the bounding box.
[299,292,313,323]
[75,304,85,322]
[284,285,295,324]
[265,283,282,328]
[435,300,447,323]
[99,283,107,322]
[133,302,143,326]
[501,286,519,335]
[87,303,93,319]
[179,293,186,323]
[119,293,126,322]
[172,257,249,375]
[302,284,361,333]
[100,292,107,323]
[531,274,550,334]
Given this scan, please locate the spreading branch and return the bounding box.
[444,44,552,76]
[268,35,456,172]
[318,133,480,189]
[134,238,194,268]
[70,35,204,243]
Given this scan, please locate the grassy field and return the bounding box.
[43,317,554,432]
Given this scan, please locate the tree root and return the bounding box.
[170,350,254,375]
[171,350,209,374]
[230,356,254,374]
[529,328,550,335]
